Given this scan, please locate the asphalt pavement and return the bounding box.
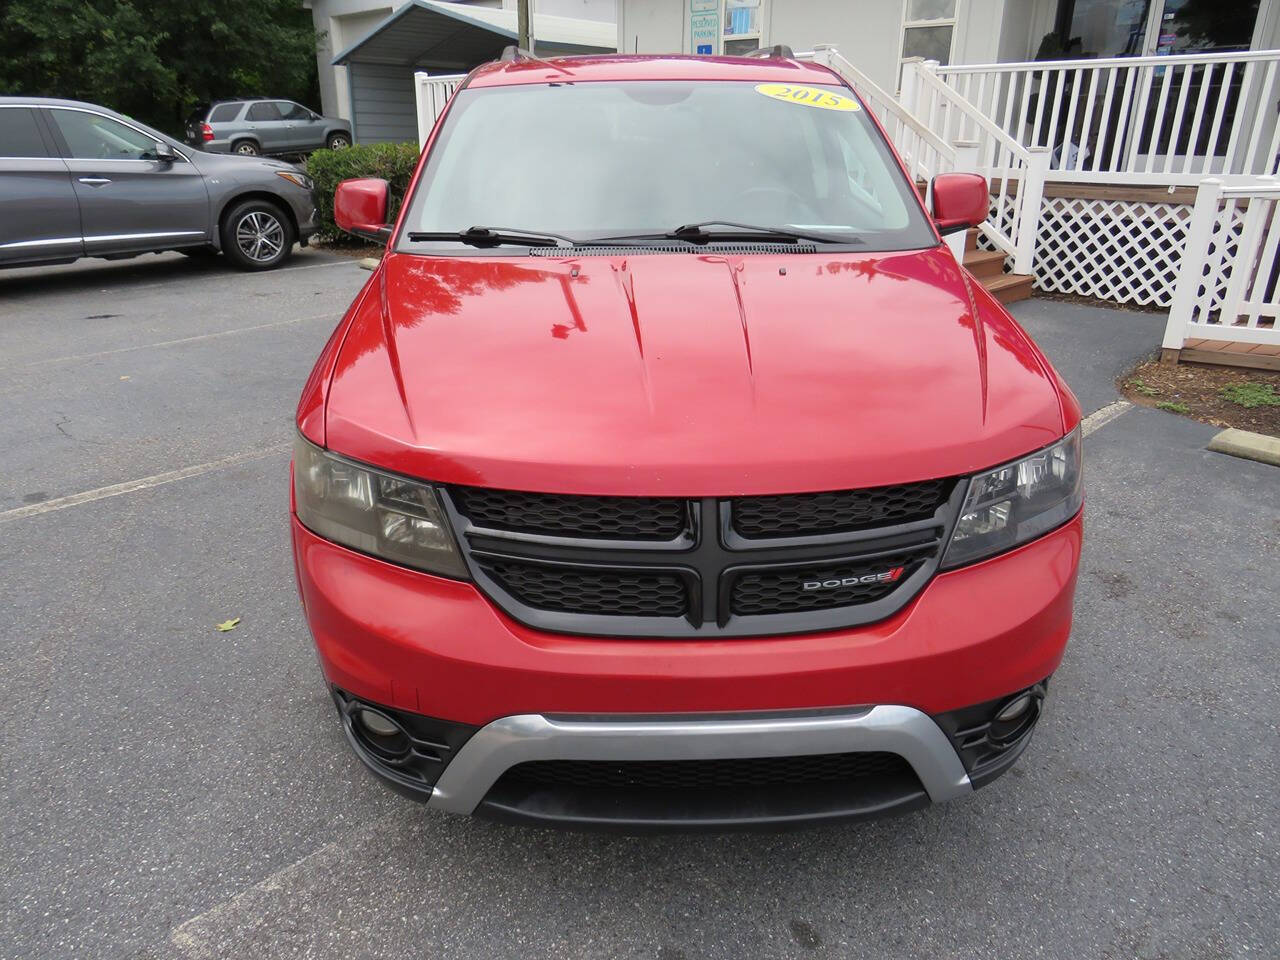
[0,253,1275,959]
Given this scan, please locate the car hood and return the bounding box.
[191,151,302,174]
[323,247,1067,495]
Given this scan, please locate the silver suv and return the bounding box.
[0,97,319,271]
[186,99,352,157]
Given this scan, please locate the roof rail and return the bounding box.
[499,45,533,62]
[744,44,795,60]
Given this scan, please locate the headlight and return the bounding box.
[293,435,467,578]
[941,427,1082,569]
[276,170,314,191]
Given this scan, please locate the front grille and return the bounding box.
[730,552,928,616]
[478,560,687,617]
[455,487,687,540]
[500,751,912,792]
[732,479,951,538]
[445,480,959,637]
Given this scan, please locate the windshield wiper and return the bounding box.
[405,226,576,248]
[669,221,857,245]
[590,221,857,246]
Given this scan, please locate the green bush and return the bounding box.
[306,141,421,243]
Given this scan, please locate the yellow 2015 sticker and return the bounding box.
[755,83,860,112]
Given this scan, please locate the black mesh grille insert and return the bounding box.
[455,488,687,540]
[731,553,926,616]
[479,560,688,617]
[732,480,951,538]
[500,751,912,791]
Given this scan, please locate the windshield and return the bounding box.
[397,80,936,251]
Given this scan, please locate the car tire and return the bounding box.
[232,139,261,157]
[326,133,351,150]
[219,200,295,271]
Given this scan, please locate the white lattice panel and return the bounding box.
[1033,198,1194,307]
[976,195,1243,310]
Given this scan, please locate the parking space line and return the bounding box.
[18,313,340,368]
[0,444,289,523]
[165,814,400,959]
[1080,399,1133,436]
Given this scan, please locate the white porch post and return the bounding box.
[1013,146,1050,275]
[899,58,921,116]
[1162,178,1224,353]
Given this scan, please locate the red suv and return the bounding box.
[291,52,1083,831]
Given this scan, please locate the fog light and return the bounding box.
[357,708,401,739]
[995,694,1033,723]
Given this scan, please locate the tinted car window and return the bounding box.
[50,109,156,160]
[279,102,313,121]
[0,108,49,158]
[246,102,282,122]
[209,103,242,123]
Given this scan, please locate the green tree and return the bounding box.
[0,0,320,136]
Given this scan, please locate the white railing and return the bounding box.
[1163,177,1280,350]
[802,47,1041,270]
[413,72,466,146]
[901,59,1048,272]
[802,47,956,186]
[933,50,1280,185]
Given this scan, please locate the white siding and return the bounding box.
[616,0,685,55]
[952,0,1003,67]
[766,0,906,93]
[349,62,420,143]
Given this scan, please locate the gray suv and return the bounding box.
[186,99,352,157]
[0,97,319,271]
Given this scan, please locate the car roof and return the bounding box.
[0,96,125,111]
[466,54,844,88]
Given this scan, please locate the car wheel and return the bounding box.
[220,200,294,271]
[232,139,260,157]
[326,133,351,150]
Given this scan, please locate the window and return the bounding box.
[901,0,958,69]
[209,103,243,123]
[690,0,767,56]
[0,108,50,158]
[399,81,935,252]
[49,110,157,160]
[246,102,282,122]
[280,102,315,122]
[722,0,762,55]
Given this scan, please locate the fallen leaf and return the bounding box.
[120,375,131,381]
[215,617,241,632]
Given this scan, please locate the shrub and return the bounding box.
[306,141,421,243]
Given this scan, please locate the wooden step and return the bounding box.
[984,273,1034,305]
[964,227,980,253]
[963,248,1007,281]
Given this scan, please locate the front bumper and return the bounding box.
[332,685,1046,831]
[295,511,1079,828]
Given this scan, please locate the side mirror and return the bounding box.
[931,172,989,236]
[335,177,392,243]
[151,140,177,164]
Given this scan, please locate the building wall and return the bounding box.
[616,0,1015,94]
[309,0,618,120]
[500,0,615,20]
[766,0,906,93]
